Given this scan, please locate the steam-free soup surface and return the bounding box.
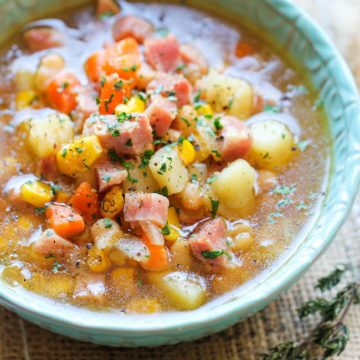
[0,0,328,313]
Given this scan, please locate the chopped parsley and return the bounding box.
[138,150,155,169]
[35,207,46,215]
[210,198,219,218]
[263,103,280,113]
[161,186,168,197]
[206,176,218,184]
[51,184,61,196]
[75,147,83,154]
[162,222,171,235]
[277,198,293,207]
[179,116,191,127]
[122,65,138,72]
[61,148,67,158]
[114,80,124,90]
[104,218,113,228]
[213,117,223,131]
[45,253,56,259]
[125,138,133,147]
[191,173,198,183]
[102,174,112,183]
[211,150,221,158]
[297,140,310,151]
[202,250,231,260]
[175,63,186,71]
[157,163,167,175]
[53,261,61,273]
[271,185,296,195]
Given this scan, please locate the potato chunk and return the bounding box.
[148,271,207,310]
[247,120,295,170]
[149,146,189,195]
[211,159,256,216]
[204,69,253,120]
[26,113,74,158]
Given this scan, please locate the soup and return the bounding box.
[0,0,328,313]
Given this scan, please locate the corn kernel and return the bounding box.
[15,90,39,110]
[110,268,137,296]
[17,216,33,231]
[100,185,124,218]
[16,71,35,90]
[56,136,103,177]
[115,97,145,114]
[178,140,195,166]
[20,180,54,208]
[55,191,72,203]
[164,206,181,243]
[108,248,127,266]
[126,298,162,314]
[87,248,111,273]
[196,103,214,117]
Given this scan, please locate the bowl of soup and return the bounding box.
[0,0,359,347]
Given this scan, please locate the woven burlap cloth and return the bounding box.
[1,0,360,359]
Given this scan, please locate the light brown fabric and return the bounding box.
[1,0,360,359]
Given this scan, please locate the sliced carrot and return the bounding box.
[46,204,85,238]
[46,73,80,114]
[102,38,141,82]
[235,41,256,58]
[84,50,106,83]
[70,182,99,223]
[99,73,131,115]
[141,235,169,272]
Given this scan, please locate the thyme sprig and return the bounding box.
[261,264,360,360]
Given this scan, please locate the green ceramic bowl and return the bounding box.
[0,0,359,347]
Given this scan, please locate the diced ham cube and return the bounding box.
[180,44,208,75]
[124,192,169,227]
[23,27,64,51]
[146,94,177,136]
[189,217,233,267]
[94,156,127,192]
[135,62,158,90]
[144,34,181,73]
[74,85,99,132]
[83,113,153,155]
[220,116,253,162]
[73,272,106,304]
[147,73,192,107]
[32,229,76,256]
[113,15,153,44]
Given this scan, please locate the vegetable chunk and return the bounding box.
[148,271,207,310]
[247,120,295,170]
[124,192,169,227]
[211,159,256,216]
[46,205,85,238]
[26,113,74,158]
[189,217,233,267]
[113,15,153,44]
[204,69,254,120]
[149,146,189,195]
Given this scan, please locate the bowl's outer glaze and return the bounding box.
[0,0,360,347]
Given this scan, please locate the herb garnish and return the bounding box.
[202,250,231,260]
[261,264,360,360]
[210,198,219,218]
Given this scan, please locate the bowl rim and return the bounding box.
[0,0,360,337]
